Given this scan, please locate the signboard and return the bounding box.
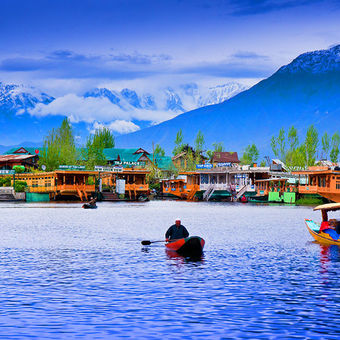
[116,179,126,194]
[0,170,15,175]
[59,165,86,170]
[216,162,232,167]
[94,165,123,172]
[113,160,145,167]
[196,164,213,169]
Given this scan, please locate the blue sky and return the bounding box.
[1,0,339,91]
[0,0,340,140]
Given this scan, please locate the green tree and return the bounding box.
[154,144,165,157]
[206,142,225,161]
[321,132,330,160]
[39,118,77,171]
[173,129,184,156]
[271,128,286,161]
[330,132,340,163]
[241,144,259,165]
[82,127,115,169]
[194,130,205,164]
[285,126,299,166]
[304,125,318,166]
[185,148,196,171]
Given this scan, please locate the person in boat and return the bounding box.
[319,219,340,240]
[88,196,97,207]
[165,218,189,241]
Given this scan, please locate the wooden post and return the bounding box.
[322,209,328,222]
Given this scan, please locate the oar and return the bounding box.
[141,239,178,245]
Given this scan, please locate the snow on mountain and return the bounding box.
[116,44,340,153]
[0,82,54,115]
[198,82,248,107]
[278,44,340,74]
[83,82,247,114]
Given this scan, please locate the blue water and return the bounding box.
[0,201,340,339]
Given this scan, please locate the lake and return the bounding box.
[0,201,339,339]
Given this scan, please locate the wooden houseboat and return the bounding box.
[14,170,96,201]
[293,167,340,203]
[162,172,200,200]
[100,168,149,200]
[197,165,271,201]
[255,178,298,203]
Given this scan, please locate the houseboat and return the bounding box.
[14,170,96,201]
[100,168,149,200]
[162,172,200,200]
[293,167,340,203]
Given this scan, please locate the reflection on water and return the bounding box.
[0,201,340,338]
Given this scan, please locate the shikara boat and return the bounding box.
[305,203,340,245]
[82,203,97,209]
[165,236,205,256]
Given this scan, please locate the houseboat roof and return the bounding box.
[3,147,43,155]
[314,203,340,212]
[212,152,240,163]
[0,154,36,162]
[292,169,340,175]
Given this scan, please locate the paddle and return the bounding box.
[141,239,178,245]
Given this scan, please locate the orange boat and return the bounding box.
[165,236,205,256]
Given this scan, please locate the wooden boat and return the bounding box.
[305,203,340,245]
[82,203,97,209]
[165,236,205,256]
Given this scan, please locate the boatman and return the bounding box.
[165,218,189,241]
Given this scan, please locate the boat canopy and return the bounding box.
[314,203,340,212]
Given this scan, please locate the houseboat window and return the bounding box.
[218,174,226,184]
[201,174,209,184]
[210,175,217,184]
[336,181,340,190]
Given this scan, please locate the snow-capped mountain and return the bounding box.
[198,82,248,107]
[116,44,340,153]
[0,82,54,116]
[83,82,247,114]
[278,45,340,74]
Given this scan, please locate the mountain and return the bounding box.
[0,82,54,116]
[0,82,64,145]
[115,45,340,154]
[0,80,246,146]
[84,82,246,114]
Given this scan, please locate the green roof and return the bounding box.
[4,147,43,155]
[152,155,174,171]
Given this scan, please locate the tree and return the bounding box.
[304,125,318,166]
[173,129,184,156]
[321,132,330,160]
[82,127,115,169]
[39,118,77,171]
[271,128,286,161]
[330,132,340,163]
[154,144,165,157]
[241,144,259,165]
[206,142,225,161]
[194,130,205,164]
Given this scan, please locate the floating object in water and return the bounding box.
[165,236,205,257]
[305,203,340,245]
[82,203,97,209]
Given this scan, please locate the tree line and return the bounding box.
[39,118,115,171]
[270,125,340,168]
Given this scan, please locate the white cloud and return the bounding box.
[29,93,177,124]
[91,120,140,134]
